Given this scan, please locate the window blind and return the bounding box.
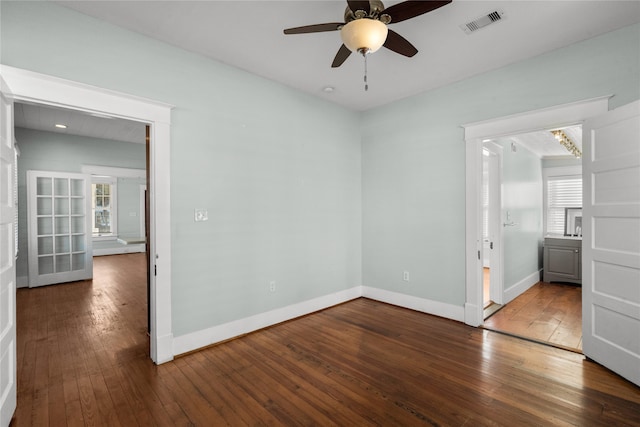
[547,176,582,235]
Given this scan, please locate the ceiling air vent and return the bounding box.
[460,10,505,34]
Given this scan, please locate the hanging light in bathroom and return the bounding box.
[551,130,581,158]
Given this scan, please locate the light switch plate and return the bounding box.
[194,209,208,222]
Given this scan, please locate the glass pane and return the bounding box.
[96,198,103,208]
[71,217,85,234]
[38,236,53,255]
[38,256,54,275]
[55,217,70,234]
[72,235,85,252]
[37,197,52,215]
[72,254,85,271]
[55,236,70,254]
[37,217,53,236]
[37,177,52,196]
[54,197,69,215]
[94,184,103,196]
[54,178,69,196]
[103,185,110,195]
[94,210,110,234]
[103,197,110,208]
[71,198,84,215]
[70,179,84,197]
[56,254,71,272]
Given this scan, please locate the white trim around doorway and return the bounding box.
[461,96,610,327]
[1,65,174,364]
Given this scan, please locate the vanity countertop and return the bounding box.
[545,235,582,241]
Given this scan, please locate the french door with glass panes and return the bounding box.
[27,171,93,287]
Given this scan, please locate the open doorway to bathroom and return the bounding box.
[481,126,583,352]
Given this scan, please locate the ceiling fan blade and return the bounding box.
[383,29,418,57]
[347,1,370,15]
[284,23,343,35]
[331,44,352,68]
[381,0,452,24]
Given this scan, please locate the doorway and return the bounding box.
[2,65,173,364]
[15,102,150,353]
[463,96,610,334]
[482,142,503,319]
[480,128,584,350]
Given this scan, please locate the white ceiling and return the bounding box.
[17,1,631,154]
[14,102,146,144]
[54,0,640,111]
[505,125,582,158]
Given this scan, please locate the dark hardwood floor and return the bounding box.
[14,254,640,426]
[484,281,583,351]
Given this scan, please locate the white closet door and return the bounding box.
[27,171,93,287]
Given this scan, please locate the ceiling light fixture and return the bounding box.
[284,1,453,91]
[340,18,389,92]
[551,130,581,158]
[340,18,388,55]
[54,124,67,129]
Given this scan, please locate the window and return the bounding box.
[92,177,117,238]
[544,167,582,236]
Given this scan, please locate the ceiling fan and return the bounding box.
[283,0,452,68]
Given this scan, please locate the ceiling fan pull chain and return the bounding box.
[364,52,368,91]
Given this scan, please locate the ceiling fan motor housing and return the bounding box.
[344,0,386,22]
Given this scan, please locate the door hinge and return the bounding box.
[490,241,494,249]
[154,265,157,276]
[478,250,481,260]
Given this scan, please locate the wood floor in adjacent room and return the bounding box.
[14,254,640,426]
[484,281,583,352]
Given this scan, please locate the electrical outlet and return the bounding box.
[403,271,410,282]
[194,208,208,222]
[269,281,276,292]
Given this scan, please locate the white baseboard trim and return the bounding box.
[155,333,175,365]
[17,276,28,289]
[93,244,145,256]
[503,269,541,304]
[172,286,362,357]
[464,303,482,327]
[362,286,465,322]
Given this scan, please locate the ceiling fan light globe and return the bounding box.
[340,19,388,53]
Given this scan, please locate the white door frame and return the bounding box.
[1,65,174,364]
[139,184,147,239]
[483,141,504,305]
[462,96,610,327]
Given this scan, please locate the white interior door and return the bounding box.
[582,100,640,386]
[27,171,93,287]
[0,76,17,426]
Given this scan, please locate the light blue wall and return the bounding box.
[1,1,362,337]
[361,23,640,305]
[117,177,146,237]
[497,139,543,289]
[3,2,639,337]
[14,127,146,278]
